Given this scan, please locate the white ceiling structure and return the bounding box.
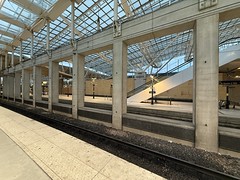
[0,0,239,77]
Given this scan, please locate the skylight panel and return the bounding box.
[8,24,22,34]
[131,1,141,9]
[0,20,9,29]
[19,10,38,25]
[32,0,57,11]
[86,1,94,7]
[0,35,13,43]
[79,4,88,12]
[1,6,16,17]
[1,1,22,19]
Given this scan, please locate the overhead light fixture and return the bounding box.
[235,75,240,78]
[238,67,240,70]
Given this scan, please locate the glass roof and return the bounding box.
[0,19,22,34]
[0,0,240,77]
[31,0,58,11]
[1,0,39,25]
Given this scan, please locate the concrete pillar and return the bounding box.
[48,61,59,112]
[3,76,9,100]
[2,55,5,69]
[8,76,14,99]
[33,66,42,107]
[5,52,8,69]
[72,54,85,119]
[11,48,15,67]
[14,72,21,101]
[0,55,2,70]
[2,76,6,98]
[31,31,34,59]
[0,76,2,98]
[70,0,75,40]
[3,75,13,100]
[19,40,22,63]
[22,69,30,103]
[46,19,50,50]
[112,39,127,129]
[193,14,219,152]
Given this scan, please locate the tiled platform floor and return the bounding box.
[0,106,165,180]
[0,129,51,180]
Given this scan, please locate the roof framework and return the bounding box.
[0,0,240,76]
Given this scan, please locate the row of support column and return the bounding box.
[2,75,15,100]
[0,51,15,70]
[109,14,219,152]
[1,71,30,102]
[0,53,9,70]
[1,69,35,103]
[0,13,219,152]
[68,38,128,130]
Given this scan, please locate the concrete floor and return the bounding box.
[0,129,51,180]
[0,106,165,180]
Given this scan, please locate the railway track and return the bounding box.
[0,101,239,180]
[59,99,240,129]
[15,97,240,129]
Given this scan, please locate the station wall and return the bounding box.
[58,73,239,103]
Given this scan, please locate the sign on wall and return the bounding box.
[134,72,146,89]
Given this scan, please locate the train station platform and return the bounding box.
[57,95,240,118]
[0,129,51,180]
[0,106,165,180]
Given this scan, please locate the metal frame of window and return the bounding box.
[0,0,239,76]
